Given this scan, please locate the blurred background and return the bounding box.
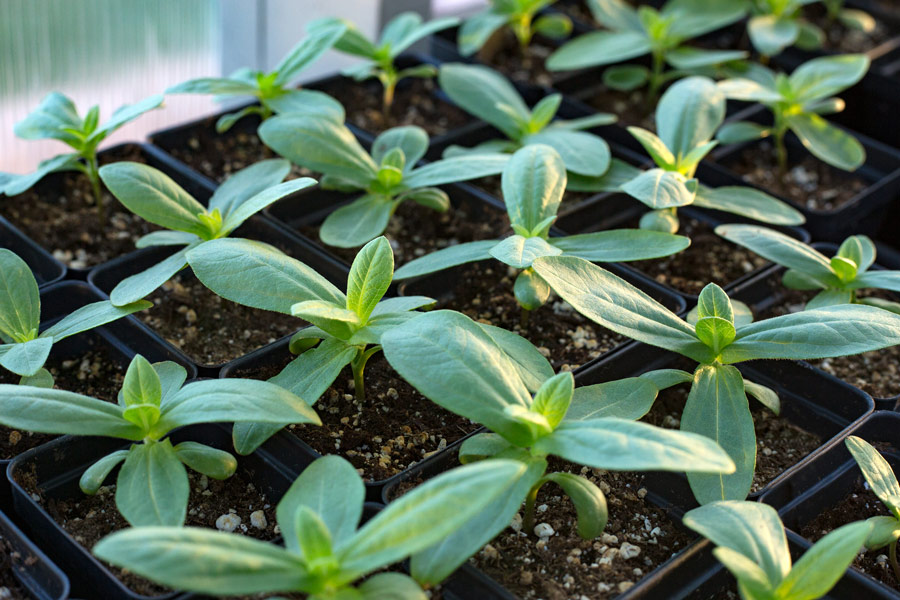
[0,0,487,173]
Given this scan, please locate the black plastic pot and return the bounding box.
[0,217,65,288]
[7,423,299,600]
[573,340,874,500]
[0,507,69,600]
[709,104,900,242]
[87,215,348,376]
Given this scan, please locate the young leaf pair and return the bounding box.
[167,23,347,132]
[98,159,315,305]
[259,118,509,247]
[381,309,735,585]
[531,255,900,504]
[186,236,434,454]
[95,455,526,599]
[718,225,900,314]
[307,12,458,114]
[394,145,690,312]
[747,0,826,59]
[0,250,149,386]
[718,54,870,172]
[0,93,163,224]
[457,0,572,56]
[547,0,747,99]
[611,76,804,233]
[438,63,620,187]
[684,500,871,600]
[0,354,318,527]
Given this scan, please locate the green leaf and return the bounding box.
[627,127,675,169]
[186,238,345,314]
[116,440,189,526]
[476,322,554,394]
[80,450,129,495]
[294,506,334,564]
[837,235,876,274]
[786,112,865,171]
[91,95,164,142]
[696,282,734,322]
[392,240,496,280]
[806,289,854,310]
[122,355,162,408]
[438,63,530,139]
[109,246,192,306]
[789,54,869,103]
[0,153,82,196]
[744,380,780,415]
[529,94,562,133]
[93,527,307,596]
[621,169,697,209]
[683,364,755,503]
[319,194,395,249]
[533,256,711,362]
[19,368,54,388]
[308,16,377,57]
[566,378,659,421]
[398,187,450,211]
[458,433,513,463]
[547,30,652,71]
[166,76,259,96]
[503,145,566,232]
[694,187,804,226]
[551,230,690,262]
[695,316,736,355]
[566,158,642,193]
[514,268,551,311]
[602,65,649,91]
[265,89,346,123]
[222,178,318,234]
[372,127,428,172]
[489,235,562,269]
[716,121,771,144]
[533,13,572,38]
[863,515,900,550]
[0,249,40,341]
[135,230,200,248]
[852,271,900,294]
[640,368,693,390]
[456,11,507,56]
[346,237,393,322]
[0,338,53,377]
[748,15,799,57]
[587,0,643,30]
[291,300,360,340]
[274,21,347,84]
[403,154,508,189]
[717,78,783,104]
[14,92,82,144]
[173,441,237,480]
[524,129,611,178]
[656,76,725,159]
[846,436,900,515]
[208,159,290,217]
[358,572,426,600]
[715,547,775,598]
[542,472,607,539]
[531,372,574,430]
[389,16,459,56]
[42,298,150,341]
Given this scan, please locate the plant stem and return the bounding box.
[520,306,531,329]
[85,151,105,227]
[381,68,397,125]
[891,540,900,586]
[351,346,379,403]
[647,49,665,104]
[522,482,541,534]
[773,112,788,175]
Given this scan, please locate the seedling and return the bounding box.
[717,54,870,172]
[166,23,347,132]
[0,93,163,225]
[0,250,149,387]
[393,145,690,319]
[614,76,803,233]
[684,500,872,600]
[258,118,508,247]
[823,0,876,32]
[0,354,319,526]
[547,0,747,100]
[456,0,572,56]
[438,63,619,185]
[94,455,526,599]
[747,0,824,59]
[532,255,900,503]
[307,12,458,116]
[381,309,735,585]
[717,225,900,313]
[846,436,900,584]
[98,159,315,305]
[186,236,435,453]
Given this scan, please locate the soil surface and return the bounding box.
[297,193,509,267]
[801,479,899,590]
[630,217,769,296]
[643,381,823,493]
[0,342,126,460]
[317,77,471,137]
[425,261,627,371]
[0,536,32,600]
[723,141,869,212]
[22,468,279,597]
[230,352,478,482]
[0,145,157,270]
[585,86,656,130]
[806,4,893,53]
[475,29,568,88]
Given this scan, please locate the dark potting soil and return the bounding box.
[297,193,509,267]
[21,468,279,597]
[0,536,32,600]
[437,261,626,371]
[629,217,768,296]
[475,29,566,88]
[585,86,656,130]
[723,141,869,212]
[231,352,478,482]
[317,77,471,137]
[800,479,899,590]
[0,145,157,270]
[806,4,893,53]
[643,382,823,493]
[140,271,301,366]
[0,343,125,460]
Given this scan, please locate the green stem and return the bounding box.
[382,68,398,124]
[520,306,531,329]
[350,346,380,403]
[774,113,789,175]
[647,49,665,103]
[522,482,541,535]
[85,151,105,227]
[891,539,900,586]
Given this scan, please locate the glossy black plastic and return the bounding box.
[0,217,65,288]
[0,507,69,600]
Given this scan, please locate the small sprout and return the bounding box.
[0,249,150,387]
[258,119,509,248]
[684,500,872,599]
[457,0,572,56]
[532,255,900,504]
[94,455,527,598]
[0,93,162,225]
[0,354,319,526]
[747,0,825,59]
[166,24,348,132]
[822,0,876,32]
[717,54,870,172]
[717,225,900,314]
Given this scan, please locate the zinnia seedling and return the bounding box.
[93,455,527,599]
[717,54,870,172]
[456,0,572,56]
[166,23,347,132]
[547,0,746,100]
[616,76,803,233]
[307,12,458,117]
[684,500,872,600]
[747,0,825,59]
[258,119,509,247]
[0,249,149,387]
[0,354,319,526]
[717,225,900,314]
[394,144,690,317]
[0,93,163,225]
[381,309,735,585]
[98,158,316,305]
[532,255,900,503]
[823,0,876,31]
